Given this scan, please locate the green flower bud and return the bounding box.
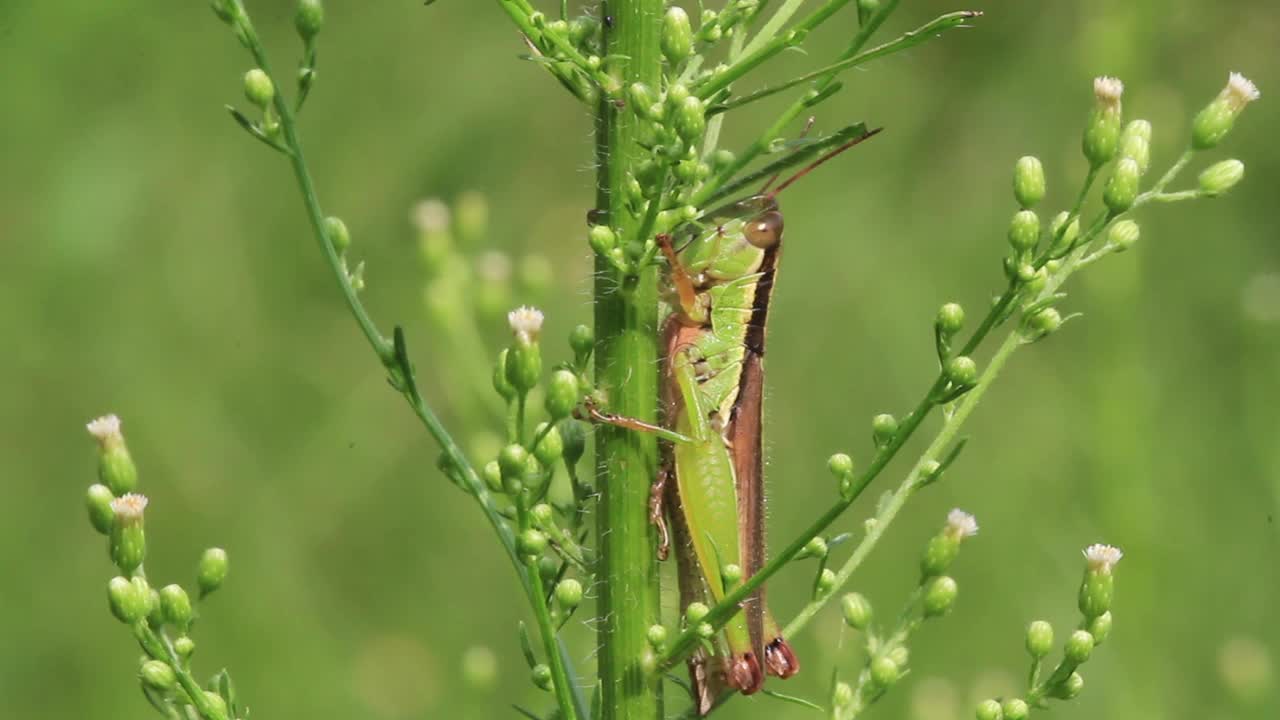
[203,691,229,718]
[210,1,236,24]
[869,655,900,689]
[923,575,958,617]
[801,536,829,560]
[945,356,977,387]
[243,68,274,109]
[482,460,503,494]
[506,307,544,393]
[558,418,587,468]
[841,592,872,630]
[1065,629,1095,664]
[140,660,176,691]
[108,576,147,624]
[685,602,710,625]
[588,225,617,257]
[828,453,854,479]
[975,699,1004,720]
[1083,76,1124,167]
[710,149,736,172]
[1026,620,1054,658]
[530,503,554,528]
[627,83,657,117]
[533,424,564,467]
[1191,73,1260,150]
[1119,120,1151,175]
[1026,307,1062,338]
[936,303,965,336]
[569,15,600,46]
[531,662,554,691]
[1013,156,1046,208]
[1107,219,1140,252]
[1049,211,1080,255]
[1103,157,1141,214]
[324,216,350,256]
[174,635,195,659]
[545,370,581,421]
[1079,544,1122,618]
[661,7,693,65]
[1089,611,1113,645]
[518,528,548,557]
[667,83,690,107]
[538,554,558,585]
[675,96,707,143]
[109,493,148,574]
[695,621,714,639]
[921,535,959,577]
[1198,159,1245,197]
[555,578,583,609]
[569,324,594,364]
[646,624,668,649]
[1002,699,1028,720]
[834,681,855,707]
[1051,672,1084,699]
[86,484,115,535]
[817,568,836,595]
[871,413,899,448]
[159,584,193,630]
[197,547,229,597]
[493,349,517,402]
[499,442,528,483]
[1007,210,1040,253]
[887,645,910,667]
[295,0,324,40]
[857,0,881,25]
[87,415,138,495]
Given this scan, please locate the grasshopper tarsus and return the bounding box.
[651,465,672,561]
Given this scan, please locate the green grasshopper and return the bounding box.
[593,127,880,713]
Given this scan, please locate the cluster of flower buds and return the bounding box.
[974,544,1122,718]
[85,415,239,719]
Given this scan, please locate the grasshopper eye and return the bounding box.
[744,211,783,249]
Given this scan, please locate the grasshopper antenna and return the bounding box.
[766,126,884,201]
[758,117,818,194]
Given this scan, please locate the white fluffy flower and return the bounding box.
[945,508,979,539]
[110,493,149,522]
[1093,76,1124,109]
[86,414,123,447]
[1224,72,1261,111]
[1083,543,1123,574]
[508,306,545,344]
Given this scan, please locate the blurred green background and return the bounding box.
[2,1,1276,719]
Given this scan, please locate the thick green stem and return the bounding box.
[594,2,665,719]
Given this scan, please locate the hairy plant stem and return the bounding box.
[594,2,665,719]
[224,6,588,719]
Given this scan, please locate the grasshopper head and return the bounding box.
[743,210,783,249]
[764,637,800,679]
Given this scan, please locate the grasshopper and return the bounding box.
[592,127,880,713]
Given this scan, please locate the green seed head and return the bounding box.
[558,418,587,468]
[197,547,229,597]
[841,592,872,630]
[533,424,564,467]
[675,96,707,144]
[802,536,829,560]
[1089,611,1113,645]
[817,569,836,595]
[975,699,1004,720]
[531,662,554,691]
[569,324,594,362]
[295,0,324,39]
[923,575,958,617]
[529,503,554,528]
[243,68,275,109]
[936,302,965,336]
[518,528,548,558]
[322,216,350,256]
[921,534,959,577]
[1065,629,1095,664]
[174,635,196,659]
[1002,699,1029,720]
[482,460,503,494]
[1079,544,1122,618]
[545,370,581,421]
[827,452,854,479]
[107,576,147,624]
[86,484,115,535]
[1198,159,1245,197]
[493,349,517,402]
[555,578,583,609]
[506,306,544,392]
[1013,156,1046,208]
[1103,158,1141,214]
[1007,210,1041,253]
[1083,76,1124,167]
[685,602,710,625]
[1192,73,1260,150]
[834,681,855,707]
[588,225,617,256]
[1026,620,1054,658]
[1027,307,1063,338]
[140,660,176,691]
[646,624,668,649]
[945,355,978,386]
[1119,120,1152,175]
[1107,219,1140,252]
[710,149,736,173]
[88,415,138,495]
[1051,672,1085,699]
[109,493,148,574]
[868,655,900,690]
[203,691,229,718]
[1048,211,1080,255]
[159,584,193,630]
[661,7,694,65]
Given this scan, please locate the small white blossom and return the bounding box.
[1224,72,1261,111]
[1083,543,1123,574]
[477,251,513,283]
[412,198,450,233]
[508,305,545,344]
[86,414,123,447]
[944,508,979,539]
[1093,76,1124,110]
[110,493,149,522]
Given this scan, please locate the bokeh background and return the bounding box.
[2,1,1276,719]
